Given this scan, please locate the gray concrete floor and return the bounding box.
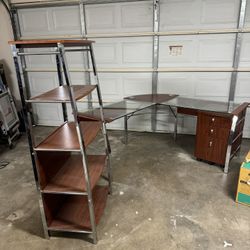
[0,130,250,250]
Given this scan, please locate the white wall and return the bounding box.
[0,4,19,104]
[0,0,57,105]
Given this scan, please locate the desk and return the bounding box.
[79,94,249,174]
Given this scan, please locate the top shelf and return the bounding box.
[27,85,96,103]
[8,39,94,48]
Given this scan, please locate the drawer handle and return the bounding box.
[209,141,213,147]
[211,118,215,122]
[210,129,214,133]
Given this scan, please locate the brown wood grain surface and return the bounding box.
[8,39,94,48]
[195,112,231,165]
[38,154,106,193]
[35,122,102,151]
[28,85,96,103]
[45,186,109,231]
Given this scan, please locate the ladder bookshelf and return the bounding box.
[9,39,112,244]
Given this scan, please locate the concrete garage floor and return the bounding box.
[0,129,250,250]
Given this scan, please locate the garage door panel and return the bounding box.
[158,73,195,97]
[244,0,250,27]
[28,72,63,126]
[65,51,85,68]
[25,48,55,68]
[159,37,195,67]
[93,37,152,68]
[51,6,81,34]
[122,42,152,64]
[160,0,239,31]
[159,34,235,68]
[86,4,117,32]
[28,72,58,96]
[19,6,81,37]
[69,72,88,85]
[122,73,152,96]
[90,73,123,101]
[120,2,153,30]
[239,34,250,67]
[160,0,200,31]
[235,73,250,98]
[194,73,231,98]
[32,103,63,126]
[93,41,119,66]
[86,1,153,34]
[19,8,51,36]
[197,35,235,66]
[201,0,239,28]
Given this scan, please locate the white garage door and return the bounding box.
[16,0,250,137]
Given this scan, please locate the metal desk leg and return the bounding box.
[224,115,238,174]
[169,106,177,141]
[174,113,178,141]
[124,115,128,144]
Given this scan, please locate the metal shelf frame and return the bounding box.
[6,0,249,131]
[9,40,112,244]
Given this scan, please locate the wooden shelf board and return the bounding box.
[35,121,101,151]
[47,186,109,232]
[42,155,106,194]
[27,85,96,103]
[8,39,94,48]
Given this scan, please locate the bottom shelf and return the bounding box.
[43,186,109,233]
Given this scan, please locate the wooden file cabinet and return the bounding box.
[178,103,248,167]
[195,112,231,165]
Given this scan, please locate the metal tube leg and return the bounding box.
[11,45,37,181]
[107,157,112,195]
[124,115,128,144]
[38,198,50,239]
[95,84,112,195]
[224,156,230,174]
[168,106,177,141]
[174,113,178,141]
[58,43,98,243]
[224,115,238,174]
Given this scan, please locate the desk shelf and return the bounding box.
[36,152,106,194]
[34,121,102,151]
[27,85,96,103]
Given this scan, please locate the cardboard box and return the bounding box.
[246,151,250,162]
[236,159,250,207]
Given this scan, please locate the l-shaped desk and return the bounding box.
[79,94,249,174]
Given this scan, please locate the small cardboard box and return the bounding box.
[246,151,250,162]
[236,160,250,207]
